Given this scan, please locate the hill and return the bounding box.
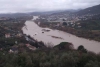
[0,13,29,18]
[50,10,78,15]
[75,4,100,16]
[47,4,100,18]
[0,10,75,18]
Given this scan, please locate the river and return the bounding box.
[22,16,100,53]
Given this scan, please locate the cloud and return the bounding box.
[0,0,100,13]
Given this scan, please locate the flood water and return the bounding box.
[22,16,100,53]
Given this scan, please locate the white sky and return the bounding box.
[0,0,100,13]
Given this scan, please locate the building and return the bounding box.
[17,33,23,37]
[26,44,36,51]
[9,46,18,53]
[5,33,10,38]
[0,17,8,21]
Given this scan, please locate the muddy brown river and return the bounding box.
[22,16,100,53]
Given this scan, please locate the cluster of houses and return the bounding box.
[9,43,37,54]
[38,12,100,29]
[5,33,23,38]
[4,32,37,53]
[0,17,9,21]
[46,12,100,22]
[39,16,82,28]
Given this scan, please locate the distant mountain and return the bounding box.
[76,4,100,16]
[47,4,100,17]
[0,10,72,18]
[29,10,67,16]
[0,13,29,18]
[49,10,79,16]
[0,10,79,18]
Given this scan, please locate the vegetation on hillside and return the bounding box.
[0,42,100,67]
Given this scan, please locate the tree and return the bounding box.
[54,42,74,50]
[85,61,100,67]
[77,45,87,53]
[63,22,67,26]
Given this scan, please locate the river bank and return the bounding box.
[38,22,100,42]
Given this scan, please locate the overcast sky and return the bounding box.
[0,0,100,13]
